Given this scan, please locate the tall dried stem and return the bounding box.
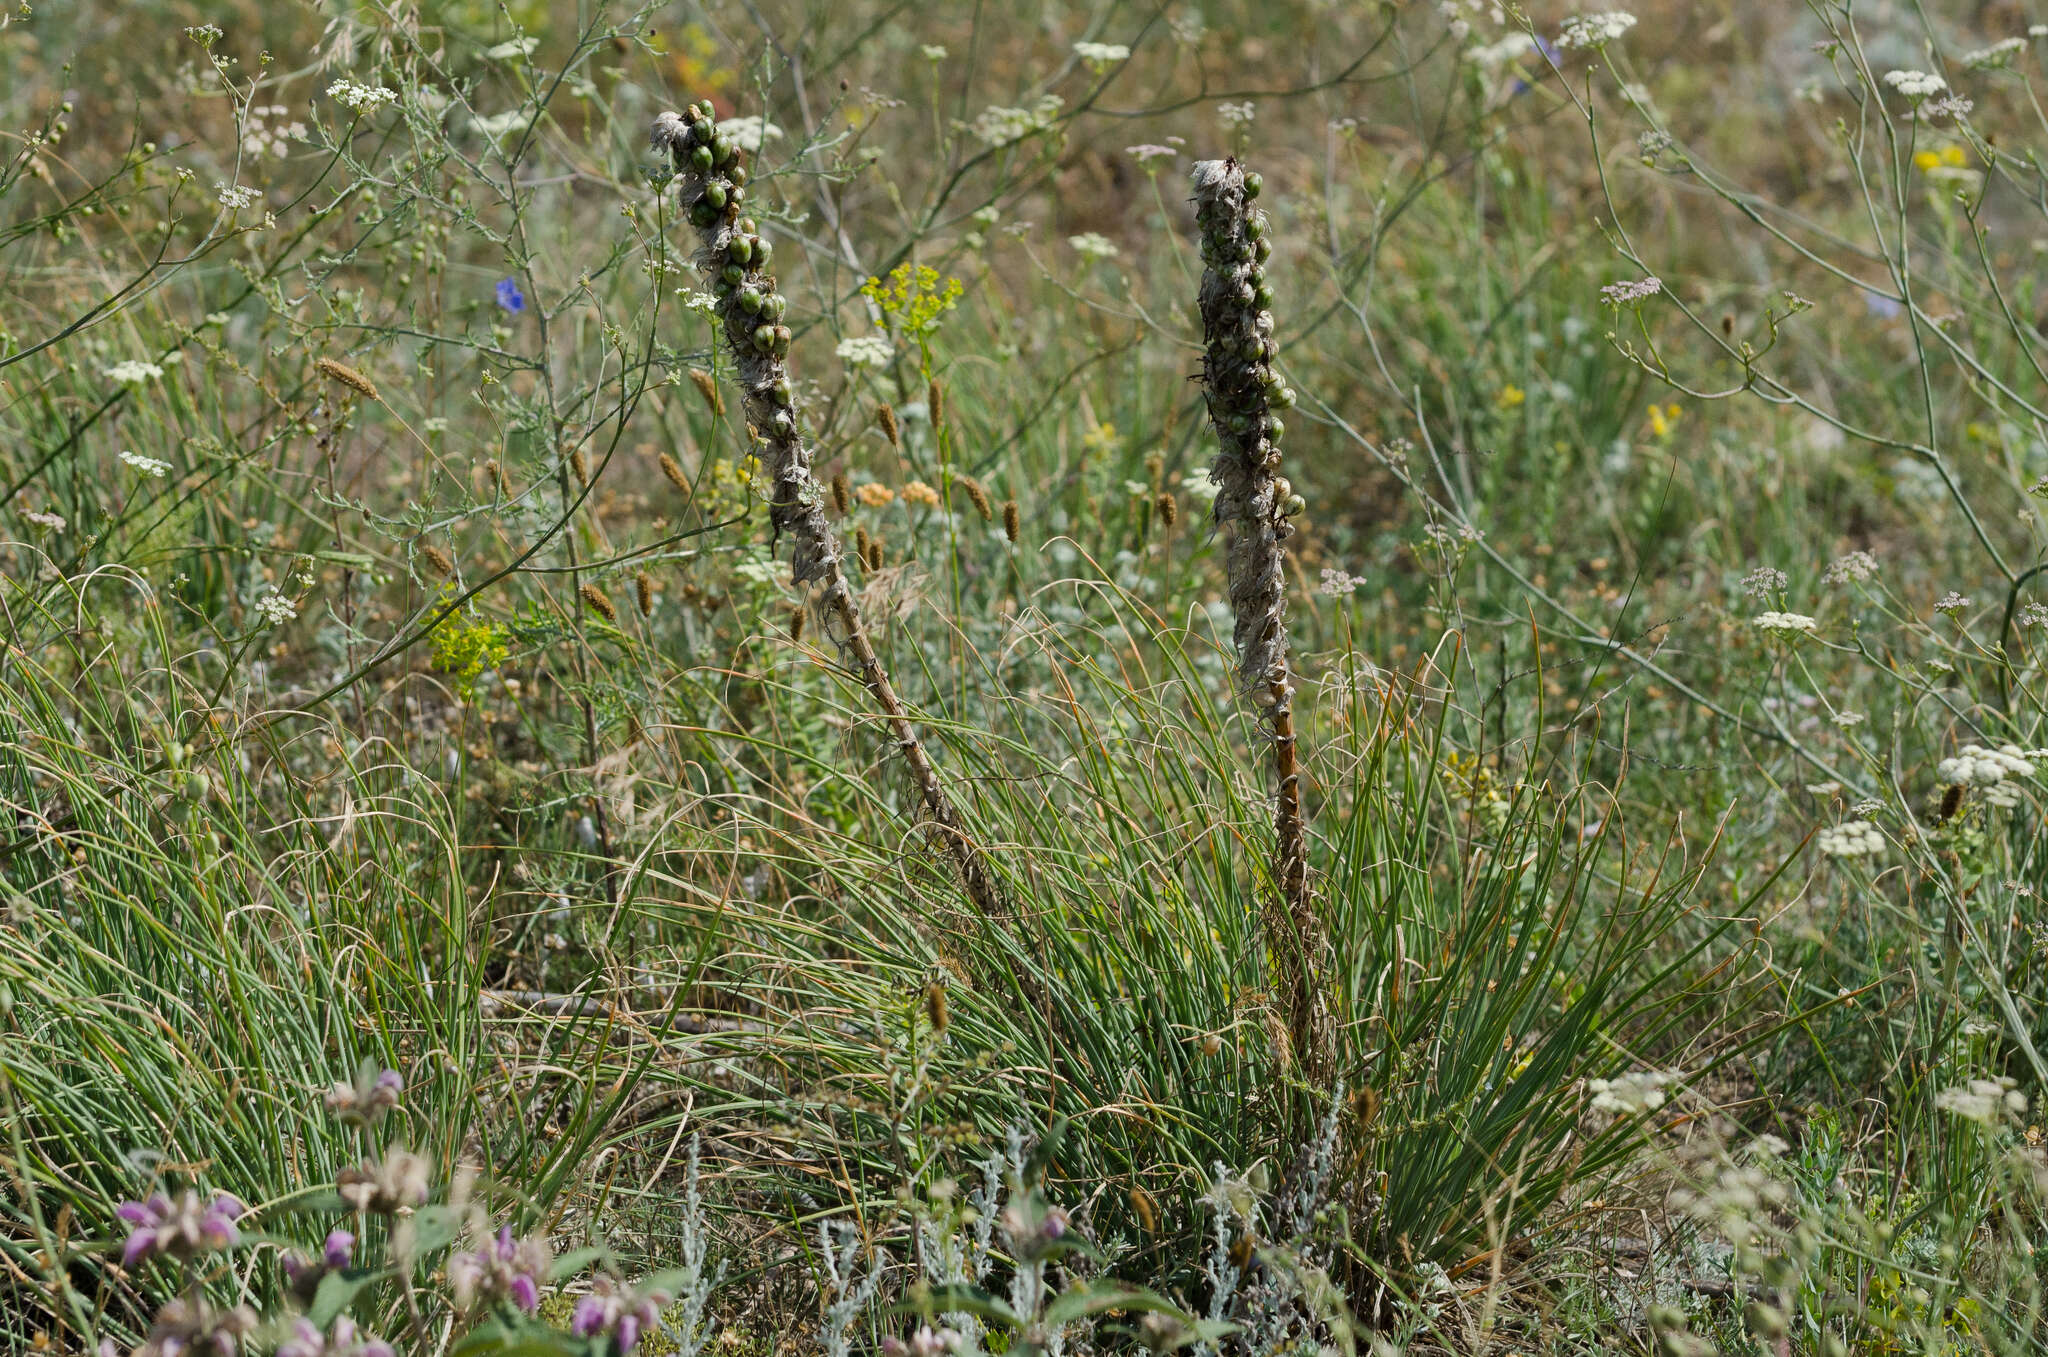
[652,104,1004,921]
[1190,157,1330,1079]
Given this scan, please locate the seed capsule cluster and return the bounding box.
[652,103,834,585]
[1191,158,1301,693]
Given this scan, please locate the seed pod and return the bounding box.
[580,583,617,624]
[418,543,454,578]
[1156,491,1178,527]
[876,403,900,448]
[688,368,722,415]
[788,604,806,641]
[957,474,993,521]
[831,470,852,517]
[635,571,655,616]
[855,524,872,564]
[314,357,380,401]
[1002,499,1020,543]
[660,451,690,492]
[484,458,505,493]
[924,978,948,1033]
[866,534,886,571]
[928,377,945,430]
[570,447,590,486]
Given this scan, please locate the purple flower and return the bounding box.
[496,277,526,313]
[134,1296,258,1357]
[282,1229,356,1305]
[448,1223,552,1314]
[572,1276,671,1354]
[116,1192,244,1268]
[276,1316,393,1357]
[324,1064,403,1128]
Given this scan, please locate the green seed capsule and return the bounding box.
[1266,416,1285,442]
[737,286,763,314]
[1254,285,1274,309]
[1272,476,1292,501]
[691,145,714,172]
[727,186,745,206]
[1283,493,1306,517]
[1246,214,1265,240]
[769,377,791,401]
[712,135,734,164]
[753,324,777,351]
[772,324,792,352]
[728,164,749,186]
[722,263,745,287]
[703,181,727,209]
[753,238,773,266]
[1274,385,1296,408]
[762,294,787,321]
[727,235,753,264]
[1254,236,1272,262]
[688,199,717,228]
[1243,171,1263,198]
[739,218,758,235]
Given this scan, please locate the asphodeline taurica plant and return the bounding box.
[651,102,1005,920]
[1190,157,1329,1078]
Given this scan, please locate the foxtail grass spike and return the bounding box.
[652,104,1005,920]
[1190,157,1329,1080]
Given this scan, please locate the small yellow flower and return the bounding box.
[899,479,941,508]
[1082,421,1119,456]
[1496,383,1526,409]
[855,482,896,508]
[1647,401,1681,438]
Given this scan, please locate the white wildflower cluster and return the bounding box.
[1741,565,1788,598]
[241,105,306,157]
[1817,820,1884,858]
[1068,232,1118,260]
[1933,590,1971,615]
[1671,1151,1790,1248]
[1753,610,1816,636]
[836,336,894,369]
[120,450,171,478]
[1464,33,1536,68]
[1558,12,1638,50]
[483,36,539,61]
[1125,143,1178,165]
[1962,38,2027,71]
[1217,101,1256,126]
[1588,1069,1675,1116]
[970,96,1063,147]
[2019,602,2048,629]
[1319,567,1366,596]
[1937,744,2039,806]
[23,509,66,533]
[1182,467,1222,504]
[1883,69,1947,99]
[215,182,260,210]
[328,80,397,112]
[719,117,783,153]
[1935,1077,2027,1126]
[254,592,298,627]
[1600,276,1661,305]
[105,360,165,386]
[1823,549,1879,584]
[678,290,719,315]
[1834,710,1865,727]
[1073,41,1131,69]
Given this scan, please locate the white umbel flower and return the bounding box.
[104,360,165,385]
[1558,12,1638,50]
[1073,41,1131,68]
[1817,821,1884,858]
[835,336,894,368]
[120,450,172,477]
[328,80,398,111]
[1883,69,1948,99]
[1588,1070,1675,1116]
[1936,743,2035,787]
[719,116,783,153]
[254,592,297,626]
[1962,38,2027,70]
[1753,610,1817,636]
[1935,1077,2027,1125]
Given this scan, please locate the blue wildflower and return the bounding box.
[496,278,526,314]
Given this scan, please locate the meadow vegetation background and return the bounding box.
[2,0,2046,1353]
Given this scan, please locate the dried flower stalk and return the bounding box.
[652,104,1004,918]
[1191,157,1329,1078]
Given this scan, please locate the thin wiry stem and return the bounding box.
[652,105,1005,921]
[1190,157,1330,1080]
